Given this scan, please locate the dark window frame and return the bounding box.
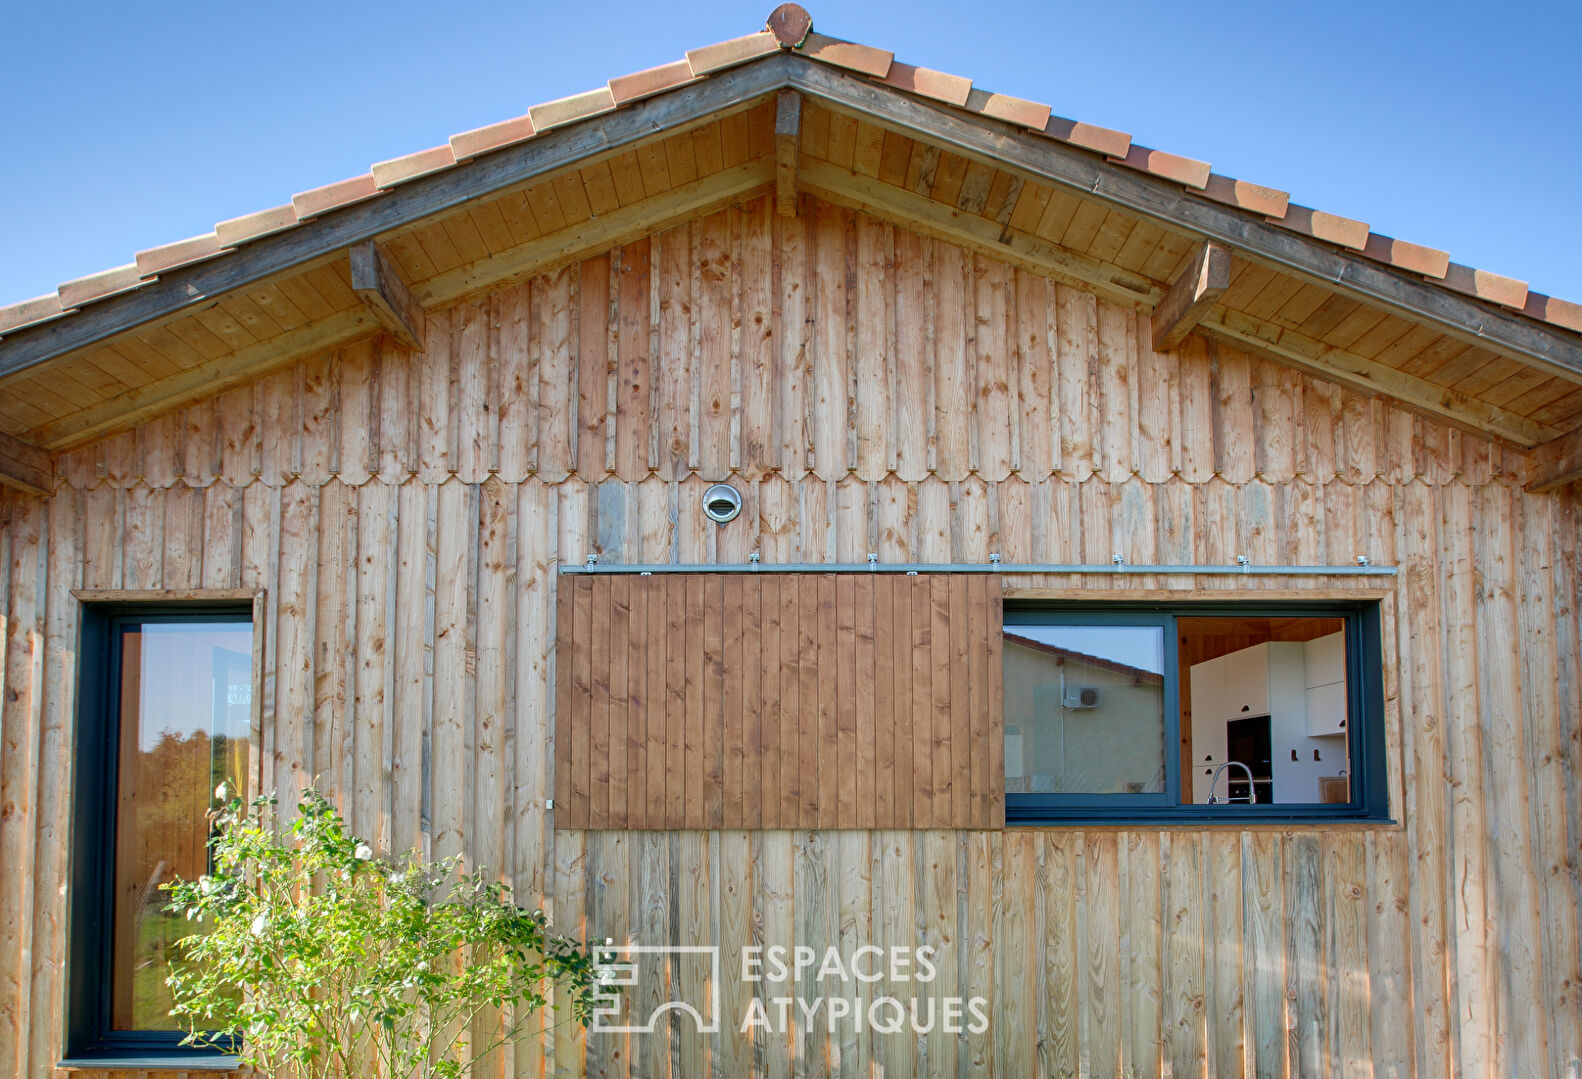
[65,601,250,1065]
[1003,598,1391,826]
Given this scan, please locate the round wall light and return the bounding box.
[702,483,742,524]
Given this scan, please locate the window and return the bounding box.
[1003,600,1388,824]
[68,604,254,1062]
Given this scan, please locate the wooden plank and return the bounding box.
[0,431,50,496]
[775,90,801,217]
[569,577,593,829]
[349,240,426,351]
[575,257,610,479]
[665,574,687,828]
[835,574,858,828]
[684,574,705,830]
[723,574,745,829]
[1152,240,1232,351]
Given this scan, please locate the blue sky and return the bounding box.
[2,0,1578,308]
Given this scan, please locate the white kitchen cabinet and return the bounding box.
[1189,654,1229,803]
[1305,680,1347,736]
[1222,644,1271,719]
[1304,632,1345,688]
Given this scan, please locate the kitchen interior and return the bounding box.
[1180,616,1350,805]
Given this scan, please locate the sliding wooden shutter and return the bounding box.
[554,573,1003,830]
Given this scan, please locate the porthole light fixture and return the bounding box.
[702,483,742,524]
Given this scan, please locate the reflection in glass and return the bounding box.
[1003,624,1165,794]
[113,621,252,1030]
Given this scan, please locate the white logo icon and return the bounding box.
[591,944,721,1034]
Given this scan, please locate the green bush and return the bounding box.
[164,788,603,1079]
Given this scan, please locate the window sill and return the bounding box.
[1005,813,1399,830]
[57,1054,243,1075]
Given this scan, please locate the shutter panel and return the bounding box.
[554,573,1003,829]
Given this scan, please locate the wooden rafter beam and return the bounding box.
[350,241,425,351]
[1152,241,1231,350]
[1200,308,1553,447]
[784,59,1582,385]
[27,163,774,451]
[1526,426,1582,492]
[775,90,802,217]
[799,160,1553,447]
[0,429,52,496]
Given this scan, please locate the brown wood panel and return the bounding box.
[552,573,1004,829]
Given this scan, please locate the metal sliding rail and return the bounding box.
[559,559,1397,577]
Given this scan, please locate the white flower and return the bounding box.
[214,783,228,800]
[354,843,373,861]
[250,913,268,937]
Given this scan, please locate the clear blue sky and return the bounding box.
[2,0,1578,308]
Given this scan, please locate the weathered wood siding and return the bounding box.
[2,192,1579,1077]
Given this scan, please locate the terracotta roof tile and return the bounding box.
[528,87,616,133]
[1201,174,1290,218]
[1443,262,1529,310]
[1276,203,1370,251]
[1043,115,1131,159]
[215,203,299,247]
[686,31,780,76]
[58,264,142,308]
[1362,232,1450,279]
[0,293,68,335]
[797,32,893,78]
[609,60,698,106]
[292,174,381,220]
[877,61,971,107]
[1114,143,1211,190]
[964,87,1051,131]
[449,115,536,161]
[134,233,227,278]
[1524,292,1582,334]
[372,144,458,189]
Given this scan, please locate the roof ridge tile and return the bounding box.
[528,86,617,133]
[134,232,228,279]
[0,293,69,335]
[449,115,536,162]
[1443,262,1529,311]
[58,264,142,309]
[1113,143,1211,190]
[215,203,299,247]
[686,31,780,77]
[372,144,458,189]
[1201,174,1290,219]
[1275,203,1370,251]
[609,59,699,106]
[1042,115,1131,159]
[964,87,1051,132]
[796,31,893,78]
[292,174,381,221]
[876,61,972,108]
[1362,232,1450,280]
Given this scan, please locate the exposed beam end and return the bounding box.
[775,89,802,218]
[350,241,426,351]
[0,430,53,496]
[1527,425,1582,492]
[1152,240,1232,351]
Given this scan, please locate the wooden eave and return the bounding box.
[4,47,1582,468]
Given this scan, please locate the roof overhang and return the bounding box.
[4,47,1582,464]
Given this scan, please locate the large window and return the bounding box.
[68,604,253,1061]
[1004,600,1388,824]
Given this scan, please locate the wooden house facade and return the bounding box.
[1,8,1579,1076]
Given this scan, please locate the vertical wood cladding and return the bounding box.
[554,573,1004,830]
[3,193,1578,1077]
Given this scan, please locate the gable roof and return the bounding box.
[3,4,1581,471]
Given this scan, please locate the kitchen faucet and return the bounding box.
[1207,760,1256,804]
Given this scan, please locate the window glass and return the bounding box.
[1003,624,1166,795]
[1003,604,1384,822]
[112,621,253,1030]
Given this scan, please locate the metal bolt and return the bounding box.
[586,553,598,566]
